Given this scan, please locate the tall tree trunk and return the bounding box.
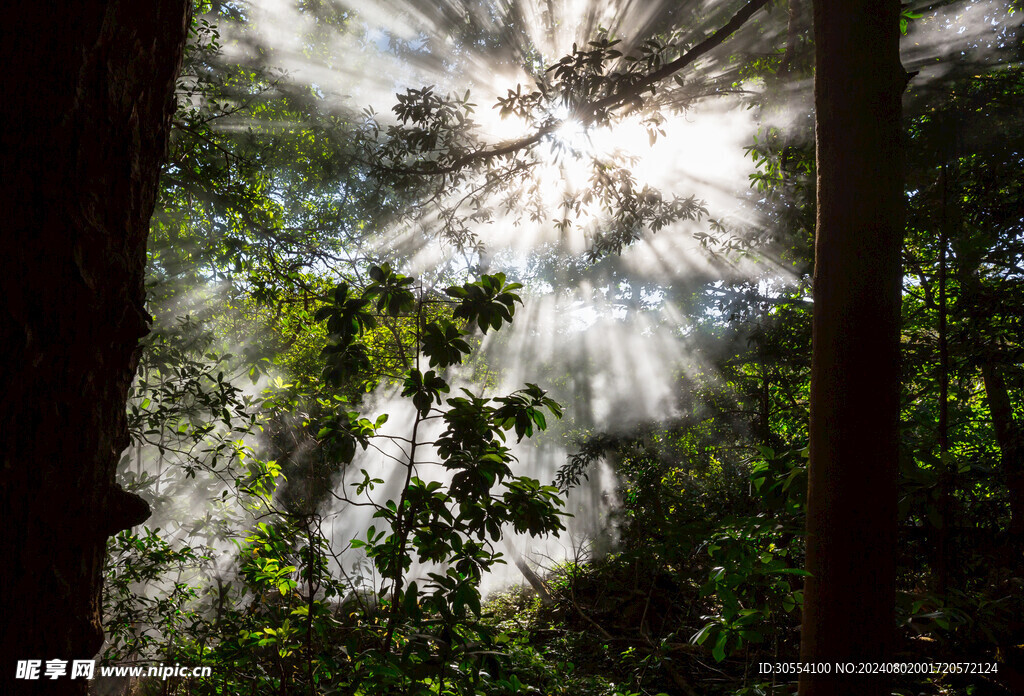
[935,161,953,595]
[0,2,190,692]
[982,365,1024,546]
[799,2,905,695]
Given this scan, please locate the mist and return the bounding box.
[110,0,1023,665]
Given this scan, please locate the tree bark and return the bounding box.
[935,162,953,595]
[0,2,190,692]
[982,364,1024,544]
[799,2,905,695]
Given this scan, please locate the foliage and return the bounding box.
[101,2,1024,695]
[107,264,567,695]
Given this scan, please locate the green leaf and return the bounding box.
[712,632,729,661]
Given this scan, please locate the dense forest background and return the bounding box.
[5,0,1023,695]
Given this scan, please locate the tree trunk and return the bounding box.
[0,2,190,692]
[935,162,953,595]
[982,364,1024,545]
[799,2,905,695]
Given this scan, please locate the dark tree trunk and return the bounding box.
[0,2,190,692]
[935,162,953,595]
[799,2,905,695]
[982,365,1024,544]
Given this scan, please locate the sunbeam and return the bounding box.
[79,2,1024,691]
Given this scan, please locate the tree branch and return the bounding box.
[423,0,770,175]
[588,0,770,116]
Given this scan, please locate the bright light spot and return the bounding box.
[550,103,593,153]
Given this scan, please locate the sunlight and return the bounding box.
[200,0,791,626]
[458,100,762,267]
[224,0,769,277]
[73,1,1024,691]
[550,108,591,153]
